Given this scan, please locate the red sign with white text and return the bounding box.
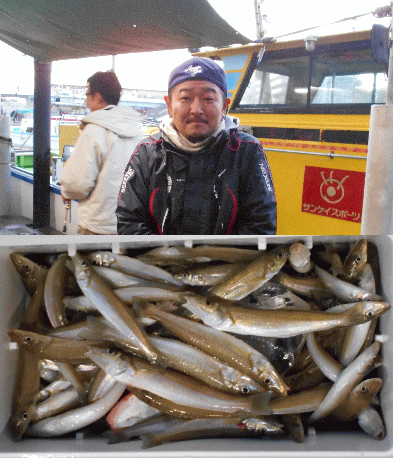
[302,166,365,223]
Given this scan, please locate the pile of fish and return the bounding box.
[7,239,390,448]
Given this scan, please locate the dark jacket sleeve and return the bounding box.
[116,143,158,235]
[234,141,277,235]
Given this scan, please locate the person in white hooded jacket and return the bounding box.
[60,71,145,235]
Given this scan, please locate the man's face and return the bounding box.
[86,85,106,112]
[164,80,230,143]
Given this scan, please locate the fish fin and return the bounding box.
[148,354,168,375]
[132,298,153,319]
[220,306,237,325]
[80,316,107,340]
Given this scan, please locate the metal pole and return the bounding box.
[361,2,393,235]
[387,3,393,105]
[33,60,52,229]
[254,0,265,41]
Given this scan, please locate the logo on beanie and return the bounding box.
[185,64,203,77]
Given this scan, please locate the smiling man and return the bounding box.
[116,57,277,235]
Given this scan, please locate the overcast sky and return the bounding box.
[0,0,390,94]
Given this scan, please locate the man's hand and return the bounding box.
[61,195,71,205]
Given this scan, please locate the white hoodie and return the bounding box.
[60,105,145,234]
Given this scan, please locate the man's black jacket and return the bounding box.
[116,126,277,235]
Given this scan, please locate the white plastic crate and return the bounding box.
[0,234,392,458]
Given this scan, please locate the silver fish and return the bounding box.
[10,350,40,439]
[138,245,261,266]
[31,386,84,422]
[88,251,185,288]
[358,263,376,294]
[342,239,368,283]
[86,346,270,417]
[88,368,118,403]
[133,301,288,395]
[315,265,383,302]
[71,251,162,366]
[93,265,170,289]
[339,320,373,366]
[238,281,311,311]
[209,245,289,300]
[148,335,263,395]
[174,262,247,286]
[309,341,381,422]
[27,382,126,437]
[140,416,284,448]
[107,413,183,444]
[332,378,383,422]
[306,332,343,382]
[63,286,185,314]
[10,253,48,296]
[43,253,69,328]
[36,380,72,403]
[180,295,390,338]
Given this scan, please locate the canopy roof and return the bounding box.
[0,0,250,61]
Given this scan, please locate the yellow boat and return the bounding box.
[195,29,387,235]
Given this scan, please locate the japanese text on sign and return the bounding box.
[302,166,365,223]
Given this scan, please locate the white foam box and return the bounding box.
[0,234,392,458]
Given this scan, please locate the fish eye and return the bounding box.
[24,336,32,344]
[241,387,250,394]
[264,377,272,386]
[22,265,30,272]
[277,251,283,258]
[205,300,212,306]
[22,412,28,420]
[355,256,362,262]
[361,386,367,392]
[81,261,87,267]
[367,311,374,317]
[108,348,115,354]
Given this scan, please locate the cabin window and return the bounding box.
[233,40,387,113]
[240,55,309,107]
[311,49,387,105]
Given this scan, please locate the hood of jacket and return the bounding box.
[223,115,240,131]
[82,105,143,138]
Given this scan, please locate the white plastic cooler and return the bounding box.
[0,234,392,458]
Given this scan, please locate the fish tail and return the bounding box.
[106,428,133,445]
[140,432,161,449]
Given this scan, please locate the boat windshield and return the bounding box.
[236,42,387,112]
